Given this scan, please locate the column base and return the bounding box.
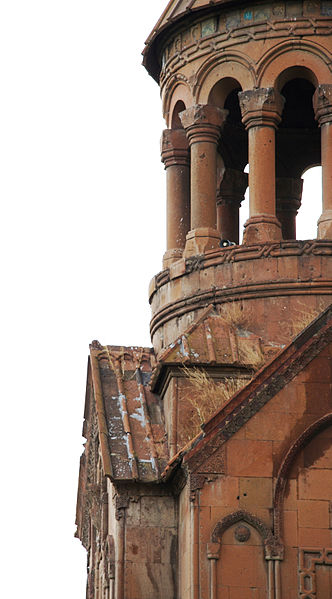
[162,248,184,269]
[243,215,282,244]
[183,228,221,257]
[317,210,332,239]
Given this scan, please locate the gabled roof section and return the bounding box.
[143,0,237,80]
[89,342,168,483]
[151,304,281,391]
[162,303,332,478]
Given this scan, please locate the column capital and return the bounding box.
[239,88,285,129]
[217,168,248,207]
[313,84,332,126]
[179,104,228,145]
[161,128,189,168]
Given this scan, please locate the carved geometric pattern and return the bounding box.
[299,548,332,598]
[153,240,332,289]
[160,10,332,88]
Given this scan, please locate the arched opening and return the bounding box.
[209,79,248,245]
[297,166,322,239]
[171,100,186,129]
[276,68,321,240]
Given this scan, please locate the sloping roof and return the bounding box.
[89,342,169,482]
[151,304,281,390]
[143,0,239,79]
[162,303,332,479]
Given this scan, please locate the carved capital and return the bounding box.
[239,88,285,129]
[313,84,332,125]
[217,169,248,206]
[179,104,228,145]
[161,128,189,168]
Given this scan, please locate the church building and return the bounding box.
[75,1,332,597]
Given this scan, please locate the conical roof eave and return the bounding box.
[143,0,237,80]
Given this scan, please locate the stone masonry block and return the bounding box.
[227,440,273,477]
[298,500,330,529]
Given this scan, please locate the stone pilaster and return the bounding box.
[161,129,190,268]
[180,104,228,256]
[239,88,284,244]
[313,84,332,239]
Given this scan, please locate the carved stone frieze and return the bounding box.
[159,2,332,90]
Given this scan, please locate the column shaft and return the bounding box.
[249,126,276,216]
[322,122,332,213]
[276,177,303,240]
[217,168,248,244]
[239,88,284,244]
[166,163,190,249]
[313,84,332,239]
[161,129,190,268]
[191,140,217,229]
[180,104,228,256]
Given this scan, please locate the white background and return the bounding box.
[0,2,321,597]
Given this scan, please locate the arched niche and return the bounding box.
[209,511,275,599]
[274,415,332,597]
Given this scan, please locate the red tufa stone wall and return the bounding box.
[177,342,332,599]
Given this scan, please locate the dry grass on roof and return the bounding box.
[219,301,252,330]
[181,366,248,443]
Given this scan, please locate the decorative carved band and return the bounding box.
[149,240,332,335]
[299,547,332,598]
[160,10,332,89]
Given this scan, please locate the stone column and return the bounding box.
[276,177,303,240]
[217,168,248,244]
[313,84,332,239]
[161,129,190,268]
[207,543,220,599]
[180,104,228,256]
[239,88,285,244]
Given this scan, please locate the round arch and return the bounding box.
[257,40,332,88]
[274,413,332,540]
[162,78,193,127]
[194,52,255,104]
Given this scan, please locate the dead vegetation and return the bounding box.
[291,300,327,336]
[219,301,252,330]
[180,365,248,442]
[238,343,265,371]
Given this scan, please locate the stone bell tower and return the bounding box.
[76,3,332,599]
[143,0,332,355]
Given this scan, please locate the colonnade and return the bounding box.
[160,84,332,267]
